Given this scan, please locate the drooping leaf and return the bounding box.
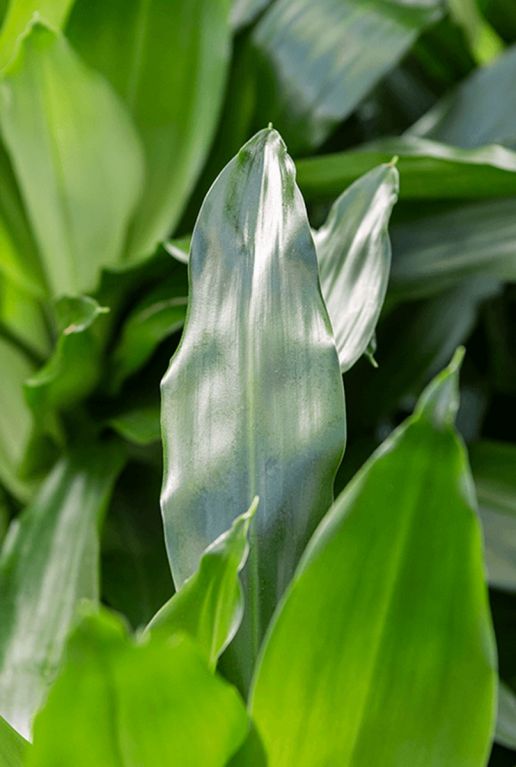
[390,199,516,301]
[147,500,257,668]
[250,352,497,766]
[161,128,345,687]
[470,440,516,592]
[24,296,109,424]
[27,609,249,767]
[297,136,516,201]
[0,444,124,738]
[67,0,232,260]
[409,44,516,148]
[110,273,188,391]
[0,23,144,296]
[315,163,398,372]
[0,715,28,766]
[250,0,443,152]
[496,681,516,750]
[0,336,35,501]
[0,0,72,69]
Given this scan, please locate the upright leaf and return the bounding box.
[28,609,248,767]
[0,445,123,738]
[147,500,257,668]
[0,23,144,296]
[314,163,399,372]
[251,0,443,152]
[0,715,28,767]
[67,0,232,260]
[0,336,34,501]
[470,440,516,592]
[409,44,516,148]
[161,128,345,685]
[251,353,496,766]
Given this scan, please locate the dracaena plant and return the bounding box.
[0,0,515,766]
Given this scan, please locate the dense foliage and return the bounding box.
[0,0,515,764]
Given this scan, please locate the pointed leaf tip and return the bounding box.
[416,346,465,428]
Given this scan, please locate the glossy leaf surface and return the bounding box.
[410,44,516,148]
[251,354,496,766]
[470,440,516,592]
[28,609,248,766]
[0,445,123,737]
[315,164,398,371]
[67,0,232,260]
[251,0,442,152]
[161,128,345,683]
[147,501,256,668]
[0,23,143,296]
[390,199,516,300]
[297,136,516,201]
[0,715,28,766]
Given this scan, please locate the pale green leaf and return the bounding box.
[251,0,443,152]
[0,445,123,738]
[147,500,257,668]
[0,715,28,766]
[0,0,72,69]
[27,609,249,767]
[297,136,516,201]
[161,128,345,687]
[0,23,144,296]
[314,163,399,372]
[470,440,516,592]
[410,44,516,148]
[251,355,496,767]
[67,0,232,260]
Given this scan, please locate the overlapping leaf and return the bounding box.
[0,445,123,738]
[161,128,345,686]
[67,0,232,260]
[27,609,248,767]
[251,353,497,766]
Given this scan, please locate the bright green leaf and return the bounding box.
[28,608,249,767]
[161,128,345,687]
[0,0,72,69]
[297,136,516,201]
[0,23,144,296]
[0,715,28,766]
[67,0,232,260]
[251,0,443,152]
[147,500,257,668]
[0,445,124,737]
[315,163,399,372]
[251,353,497,766]
[470,440,516,592]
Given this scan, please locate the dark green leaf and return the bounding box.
[108,405,161,447]
[410,44,516,148]
[251,0,443,152]
[25,296,109,422]
[147,500,257,668]
[390,199,516,301]
[0,444,123,737]
[67,0,232,260]
[251,353,496,766]
[297,136,516,201]
[0,715,28,767]
[470,440,516,592]
[161,128,345,687]
[28,608,249,766]
[0,23,144,296]
[315,163,399,371]
[496,681,516,750]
